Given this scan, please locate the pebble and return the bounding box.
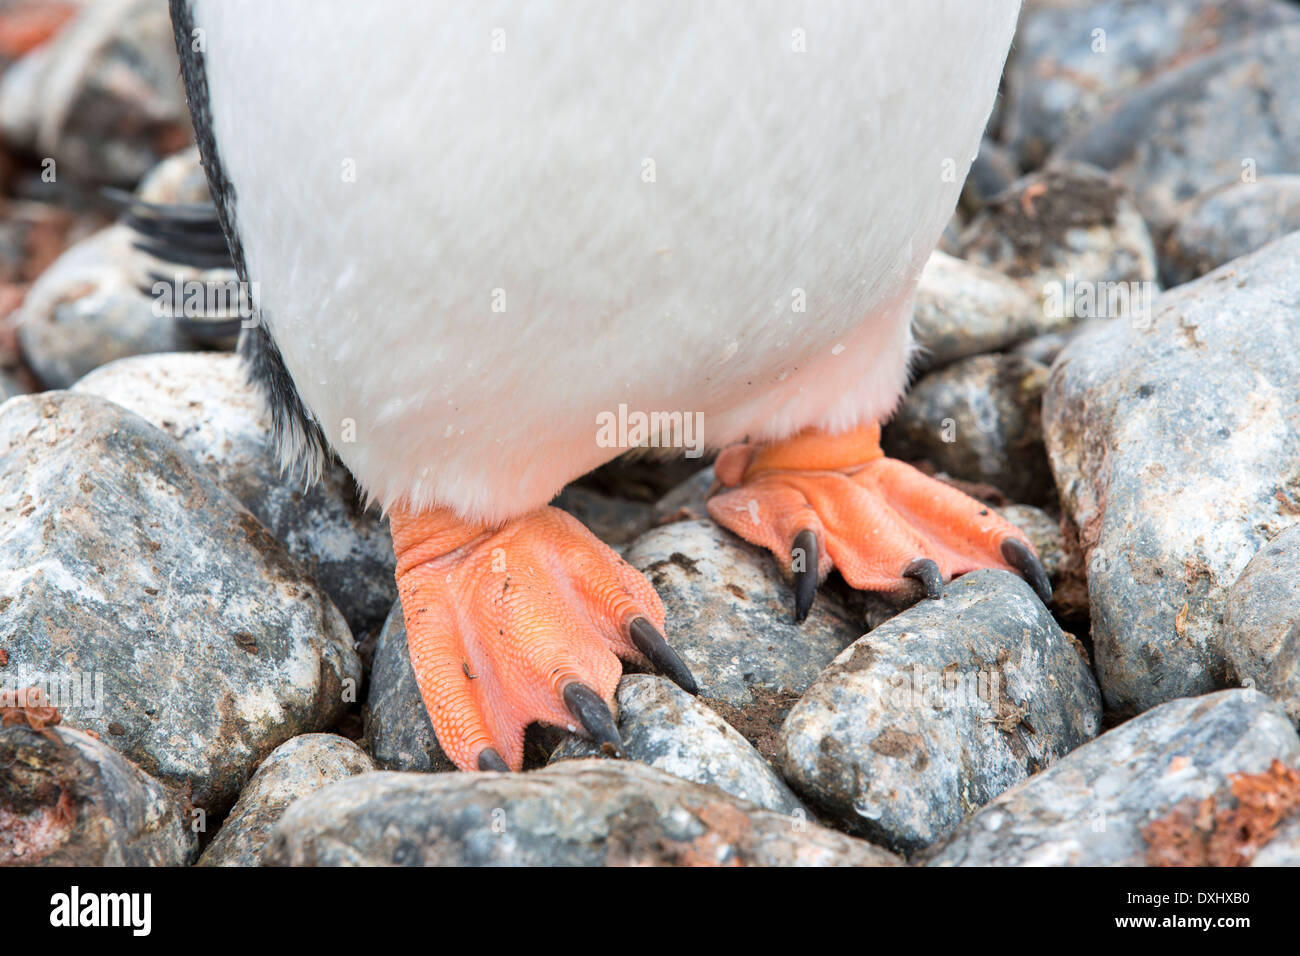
[550,674,806,815]
[778,570,1100,853]
[16,224,190,388]
[954,163,1159,321]
[0,0,191,186]
[198,734,374,867]
[1044,233,1300,716]
[1001,0,1300,167]
[0,723,195,866]
[910,250,1046,373]
[1161,176,1300,286]
[73,352,397,636]
[883,353,1054,506]
[0,392,360,813]
[362,601,454,773]
[925,689,1300,866]
[1059,25,1300,233]
[623,519,862,714]
[264,760,903,866]
[1223,525,1300,725]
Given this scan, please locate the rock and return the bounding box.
[1058,25,1300,234]
[362,601,454,773]
[0,724,195,866]
[1223,525,1300,725]
[1043,233,1300,716]
[954,163,1159,323]
[1253,812,1300,866]
[0,0,192,186]
[910,250,1045,373]
[650,464,715,525]
[1001,0,1300,167]
[623,520,862,713]
[550,674,806,815]
[0,370,26,402]
[135,146,211,204]
[925,689,1300,866]
[198,734,374,866]
[17,225,190,388]
[883,353,1054,506]
[0,392,360,813]
[264,760,903,866]
[1008,319,1107,367]
[960,137,1020,215]
[778,570,1100,853]
[73,353,397,635]
[1162,176,1300,286]
[551,484,655,550]
[998,503,1067,588]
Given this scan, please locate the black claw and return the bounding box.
[792,528,820,624]
[477,747,510,772]
[903,558,944,600]
[1002,538,1052,605]
[562,682,624,757]
[629,617,699,695]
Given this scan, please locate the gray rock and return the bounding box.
[1253,812,1300,866]
[0,392,360,813]
[1223,525,1300,725]
[1043,233,1300,716]
[925,689,1300,866]
[883,353,1054,506]
[1162,176,1300,286]
[1001,0,1300,167]
[264,760,903,866]
[911,250,1046,373]
[0,724,195,866]
[198,734,374,866]
[624,520,862,711]
[1009,319,1108,367]
[362,601,454,773]
[961,137,1020,215]
[0,0,192,186]
[1059,25,1300,234]
[954,163,1159,322]
[0,371,27,403]
[998,503,1067,589]
[550,674,806,815]
[17,225,190,388]
[778,570,1100,853]
[136,146,211,204]
[650,464,716,525]
[73,352,397,635]
[551,484,655,550]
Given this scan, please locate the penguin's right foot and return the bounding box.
[388,503,696,772]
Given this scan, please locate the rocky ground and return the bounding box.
[2,0,1300,867]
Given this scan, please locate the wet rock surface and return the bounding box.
[623,520,862,716]
[0,392,360,813]
[199,734,374,867]
[1161,176,1300,286]
[1223,525,1300,725]
[73,352,397,635]
[925,689,1300,866]
[883,353,1053,506]
[779,570,1100,854]
[265,760,903,867]
[1044,234,1300,716]
[0,724,195,866]
[550,674,805,815]
[362,601,454,773]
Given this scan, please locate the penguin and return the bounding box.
[154,0,1041,772]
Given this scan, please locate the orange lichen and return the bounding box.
[1143,760,1300,866]
[0,686,62,736]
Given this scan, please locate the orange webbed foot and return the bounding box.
[390,504,696,772]
[706,423,1050,620]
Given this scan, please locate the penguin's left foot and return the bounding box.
[706,422,1050,621]
[389,504,696,772]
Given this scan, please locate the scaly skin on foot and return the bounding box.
[707,423,1050,620]
[389,504,695,771]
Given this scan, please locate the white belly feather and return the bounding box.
[192,0,1019,521]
